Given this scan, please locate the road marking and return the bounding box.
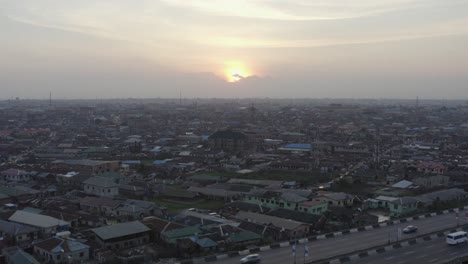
[384,256,395,260]
[416,254,427,258]
[425,245,435,249]
[450,252,459,256]
[429,259,439,263]
[404,251,415,255]
[397,261,406,264]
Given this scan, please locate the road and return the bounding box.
[207,212,464,264]
[347,235,468,264]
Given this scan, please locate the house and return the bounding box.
[415,188,467,206]
[412,175,449,188]
[113,199,164,220]
[187,186,242,201]
[244,190,328,215]
[92,221,151,250]
[80,197,165,220]
[3,247,40,264]
[297,200,328,215]
[0,220,38,245]
[314,192,355,207]
[8,211,69,236]
[416,161,447,174]
[79,196,121,216]
[237,220,287,241]
[188,237,218,251]
[235,211,311,238]
[0,169,31,182]
[83,176,119,197]
[367,196,398,209]
[33,237,89,264]
[226,231,262,245]
[142,216,185,241]
[161,226,202,244]
[389,197,419,217]
[266,208,322,225]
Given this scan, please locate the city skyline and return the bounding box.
[1,0,468,99]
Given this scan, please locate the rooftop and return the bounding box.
[9,210,69,228]
[92,221,150,241]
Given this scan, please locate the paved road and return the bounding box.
[348,235,468,264]
[208,212,464,264]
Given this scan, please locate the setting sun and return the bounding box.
[224,61,251,82]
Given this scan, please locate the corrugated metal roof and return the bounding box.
[92,221,150,240]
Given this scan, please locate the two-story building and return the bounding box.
[0,169,32,182]
[83,176,119,197]
[0,220,38,246]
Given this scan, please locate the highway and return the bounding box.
[347,235,468,264]
[206,212,464,264]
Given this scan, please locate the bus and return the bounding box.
[446,231,467,245]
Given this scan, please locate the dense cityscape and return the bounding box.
[1,98,468,263]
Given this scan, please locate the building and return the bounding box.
[244,190,328,215]
[83,176,119,197]
[235,211,310,238]
[278,143,312,153]
[8,211,69,236]
[80,197,165,220]
[1,169,31,182]
[161,226,202,244]
[415,188,467,206]
[33,237,89,264]
[208,130,248,152]
[3,247,40,264]
[416,161,447,174]
[412,175,449,188]
[314,192,355,207]
[389,197,419,217]
[52,160,120,175]
[92,221,151,250]
[0,220,39,245]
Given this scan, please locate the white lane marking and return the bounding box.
[429,259,440,263]
[397,261,406,264]
[450,252,459,256]
[404,251,415,255]
[425,245,435,249]
[384,256,395,260]
[416,254,427,258]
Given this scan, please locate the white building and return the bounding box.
[83,176,119,197]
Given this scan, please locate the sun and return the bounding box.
[224,61,251,82]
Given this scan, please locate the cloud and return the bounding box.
[161,0,426,21]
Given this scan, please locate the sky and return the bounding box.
[1,0,468,99]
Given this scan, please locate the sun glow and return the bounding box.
[224,61,251,82]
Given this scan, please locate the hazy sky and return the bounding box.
[1,0,468,99]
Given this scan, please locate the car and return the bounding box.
[403,225,418,234]
[240,254,261,263]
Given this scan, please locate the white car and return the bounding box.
[240,254,261,264]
